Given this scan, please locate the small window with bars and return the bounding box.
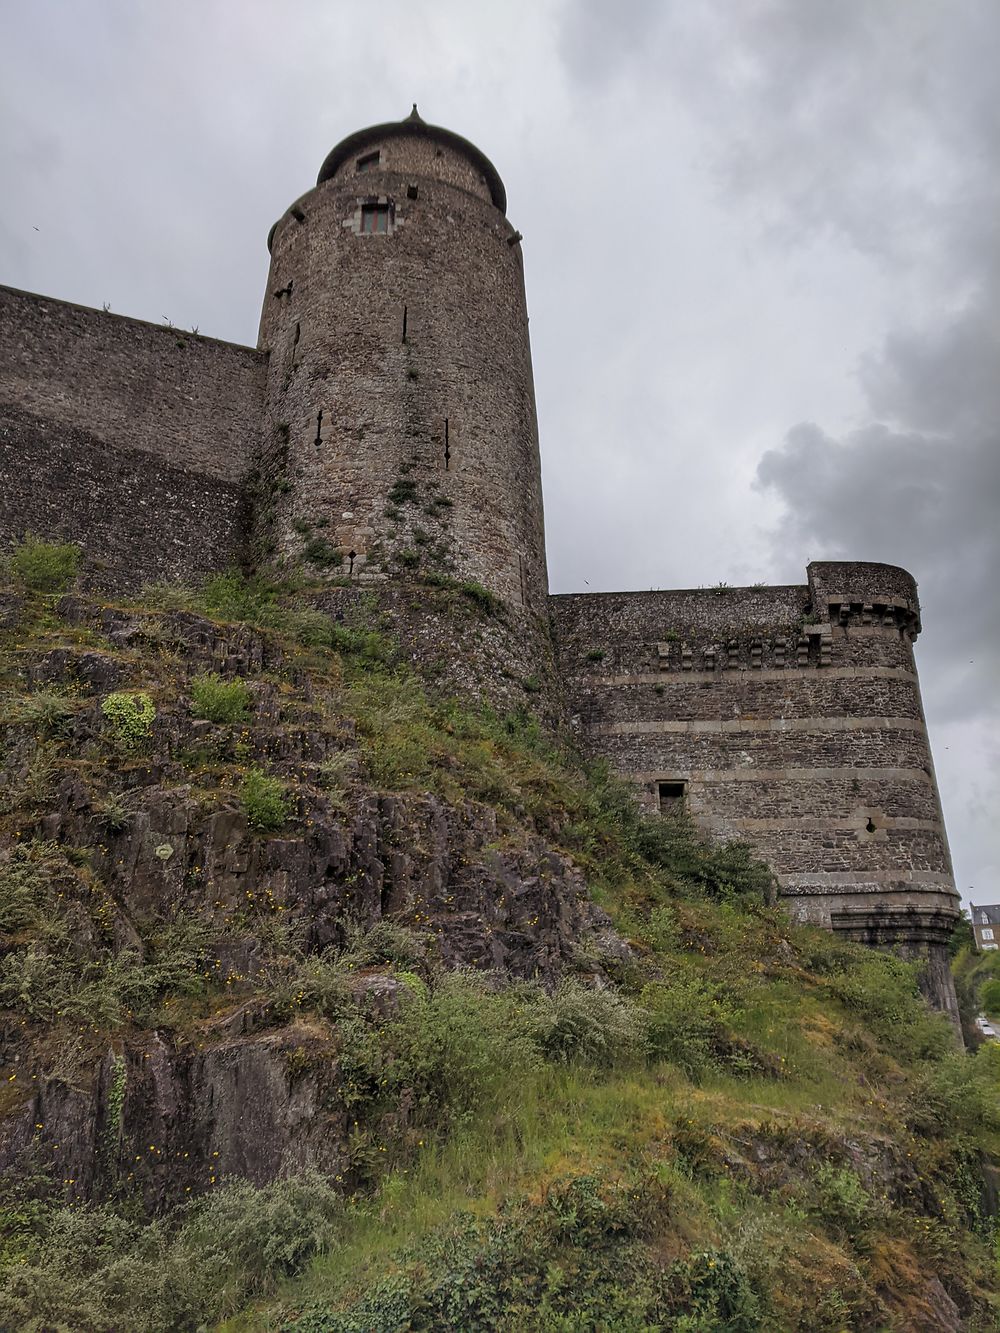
[360,204,390,234]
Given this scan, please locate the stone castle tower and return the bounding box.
[258,107,548,625]
[0,110,961,1018]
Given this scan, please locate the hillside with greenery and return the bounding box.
[1,539,998,1331]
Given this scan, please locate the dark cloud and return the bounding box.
[756,415,998,722]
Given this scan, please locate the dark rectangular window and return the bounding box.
[361,204,390,234]
[658,781,687,814]
[357,150,381,172]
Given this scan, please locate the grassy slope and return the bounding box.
[0,548,998,1331]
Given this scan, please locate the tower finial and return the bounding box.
[407,103,423,122]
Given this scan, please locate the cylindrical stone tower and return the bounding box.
[257,108,549,636]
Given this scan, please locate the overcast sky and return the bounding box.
[2,0,996,911]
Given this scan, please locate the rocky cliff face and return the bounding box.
[2,570,998,1332]
[0,592,620,1209]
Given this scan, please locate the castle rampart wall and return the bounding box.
[551,561,960,1017]
[0,285,265,589]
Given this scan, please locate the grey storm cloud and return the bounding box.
[756,415,999,723]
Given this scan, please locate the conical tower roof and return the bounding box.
[316,106,506,213]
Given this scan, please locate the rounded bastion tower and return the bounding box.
[256,108,550,676]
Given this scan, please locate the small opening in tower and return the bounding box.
[658,781,687,814]
[314,409,323,448]
[360,204,390,234]
[444,417,450,470]
[357,150,381,173]
[865,817,877,834]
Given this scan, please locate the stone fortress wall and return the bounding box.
[551,560,959,1019]
[0,285,264,590]
[0,110,961,1014]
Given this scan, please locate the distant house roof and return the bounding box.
[971,904,1000,926]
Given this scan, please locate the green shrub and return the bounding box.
[9,690,74,735]
[315,751,355,803]
[979,978,1000,1013]
[7,535,80,592]
[459,580,502,616]
[198,569,282,623]
[241,767,291,831]
[905,1045,1000,1136]
[328,623,394,663]
[388,478,418,506]
[189,672,252,723]
[340,920,428,970]
[270,950,354,1022]
[282,609,393,663]
[287,608,339,648]
[100,692,156,752]
[824,952,953,1061]
[636,818,775,906]
[0,906,210,1028]
[0,1172,342,1332]
[525,978,646,1068]
[642,975,737,1079]
[666,1247,765,1330]
[807,1164,880,1238]
[371,972,542,1130]
[0,849,43,934]
[302,536,342,568]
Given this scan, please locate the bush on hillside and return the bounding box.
[240,768,291,831]
[189,672,252,723]
[6,535,80,592]
[641,974,738,1079]
[101,692,156,752]
[525,978,646,1068]
[0,1172,342,1333]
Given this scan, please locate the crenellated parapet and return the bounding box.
[808,560,921,638]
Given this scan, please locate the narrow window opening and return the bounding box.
[865,818,876,834]
[444,417,450,470]
[658,781,687,814]
[292,322,301,348]
[348,550,356,576]
[406,183,418,200]
[314,409,323,448]
[402,304,408,342]
[357,150,381,173]
[290,206,306,224]
[360,203,390,234]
